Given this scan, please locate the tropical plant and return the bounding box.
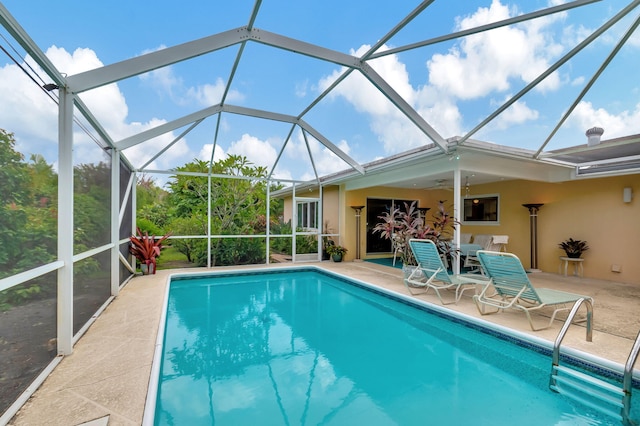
[129,227,172,274]
[326,244,348,256]
[326,244,347,262]
[373,200,456,266]
[559,238,589,258]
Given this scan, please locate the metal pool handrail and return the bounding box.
[622,329,640,424]
[551,298,640,425]
[551,297,593,367]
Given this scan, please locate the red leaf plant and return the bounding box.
[129,227,172,274]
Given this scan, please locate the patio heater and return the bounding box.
[522,203,544,272]
[350,206,365,260]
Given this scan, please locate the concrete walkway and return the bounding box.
[8,261,640,425]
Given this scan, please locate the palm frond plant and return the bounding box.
[559,238,589,259]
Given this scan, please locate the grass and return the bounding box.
[156,246,194,270]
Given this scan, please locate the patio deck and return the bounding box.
[7,261,640,425]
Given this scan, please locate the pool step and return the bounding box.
[550,364,624,422]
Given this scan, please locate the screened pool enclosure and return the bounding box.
[1,0,640,420]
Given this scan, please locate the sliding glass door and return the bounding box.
[365,198,416,254]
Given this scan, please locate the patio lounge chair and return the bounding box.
[463,234,509,273]
[406,239,490,304]
[473,250,594,331]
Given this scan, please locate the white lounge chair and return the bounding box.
[473,250,594,331]
[464,234,509,273]
[406,239,489,304]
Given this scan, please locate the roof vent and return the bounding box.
[585,127,604,146]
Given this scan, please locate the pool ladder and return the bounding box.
[549,298,640,425]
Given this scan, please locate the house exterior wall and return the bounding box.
[460,175,639,283]
[344,186,452,261]
[281,185,340,235]
[343,176,638,283]
[283,175,639,284]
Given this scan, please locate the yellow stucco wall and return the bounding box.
[281,186,339,234]
[341,175,639,283]
[343,186,453,262]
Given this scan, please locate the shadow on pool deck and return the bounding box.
[8,261,640,425]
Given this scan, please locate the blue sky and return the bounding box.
[0,0,639,184]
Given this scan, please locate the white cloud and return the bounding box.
[429,0,563,98]
[318,45,432,154]
[0,60,57,147]
[490,97,539,130]
[140,65,182,99]
[571,76,586,86]
[304,138,354,178]
[295,79,309,98]
[0,45,197,171]
[139,46,244,106]
[415,93,463,139]
[121,119,193,171]
[569,101,640,139]
[227,133,279,169]
[314,0,582,151]
[198,143,227,163]
[280,131,355,181]
[186,78,244,105]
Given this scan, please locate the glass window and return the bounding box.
[462,195,499,224]
[297,200,318,230]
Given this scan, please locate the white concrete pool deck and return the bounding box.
[8,261,640,425]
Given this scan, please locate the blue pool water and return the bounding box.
[149,267,632,425]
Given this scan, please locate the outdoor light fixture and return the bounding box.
[522,204,544,272]
[623,187,633,203]
[43,83,59,91]
[350,206,365,260]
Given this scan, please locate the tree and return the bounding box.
[73,162,111,253]
[136,174,170,232]
[165,155,269,266]
[0,129,32,275]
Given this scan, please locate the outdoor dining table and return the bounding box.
[452,243,484,257]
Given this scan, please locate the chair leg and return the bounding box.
[434,288,457,305]
[472,295,503,315]
[404,282,429,296]
[456,284,481,303]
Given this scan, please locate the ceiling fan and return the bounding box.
[426,179,453,191]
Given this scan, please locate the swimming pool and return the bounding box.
[144,266,637,425]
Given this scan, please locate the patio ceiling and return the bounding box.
[1,1,639,185]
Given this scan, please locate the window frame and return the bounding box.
[296,198,319,231]
[461,193,500,225]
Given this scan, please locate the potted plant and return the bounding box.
[372,201,456,276]
[323,238,335,261]
[559,238,589,259]
[129,227,172,274]
[326,244,348,262]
